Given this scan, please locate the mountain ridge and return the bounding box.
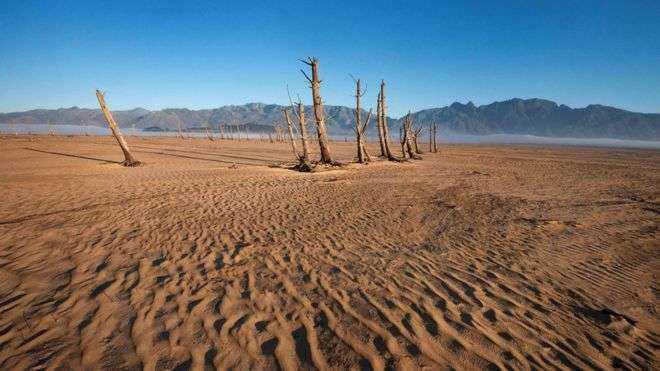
[1,98,659,140]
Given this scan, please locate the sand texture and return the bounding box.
[0,135,658,370]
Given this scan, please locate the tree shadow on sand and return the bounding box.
[135,149,269,167]
[23,147,121,164]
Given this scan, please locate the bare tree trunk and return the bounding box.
[283,109,300,160]
[296,102,312,168]
[376,91,386,157]
[405,120,414,158]
[413,126,423,154]
[206,127,214,141]
[433,123,439,153]
[353,78,370,164]
[403,113,420,159]
[429,123,433,152]
[274,124,285,142]
[175,116,184,139]
[95,90,140,166]
[379,80,399,161]
[399,126,407,159]
[301,57,333,164]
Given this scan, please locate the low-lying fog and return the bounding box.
[2,123,659,150]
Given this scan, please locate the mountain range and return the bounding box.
[1,98,658,140]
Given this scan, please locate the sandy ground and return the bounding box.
[0,135,658,370]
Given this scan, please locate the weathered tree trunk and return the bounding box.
[399,126,407,159]
[379,80,399,161]
[376,91,386,157]
[405,121,414,158]
[429,123,433,152]
[206,127,214,141]
[283,109,300,160]
[353,79,371,164]
[301,57,333,164]
[433,123,439,153]
[296,102,312,167]
[292,103,314,171]
[403,113,420,159]
[274,124,285,142]
[95,90,140,166]
[413,126,423,154]
[175,117,184,139]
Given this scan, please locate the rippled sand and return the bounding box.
[0,135,658,370]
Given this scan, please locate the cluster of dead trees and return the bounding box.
[282,57,441,171]
[95,56,441,168]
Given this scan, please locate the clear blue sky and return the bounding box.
[1,0,659,117]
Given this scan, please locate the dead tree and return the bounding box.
[433,123,439,153]
[429,123,433,152]
[95,90,140,166]
[378,80,399,161]
[413,126,423,154]
[301,57,333,164]
[174,116,184,139]
[283,106,313,171]
[355,109,372,163]
[206,127,214,141]
[274,123,285,142]
[399,125,407,159]
[376,91,386,157]
[351,78,372,163]
[283,109,300,159]
[403,112,421,159]
[295,102,312,169]
[235,123,241,141]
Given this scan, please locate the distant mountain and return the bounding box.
[0,103,369,135]
[405,98,660,140]
[1,99,659,140]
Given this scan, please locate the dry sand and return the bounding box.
[0,135,658,370]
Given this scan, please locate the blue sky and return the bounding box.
[1,0,659,116]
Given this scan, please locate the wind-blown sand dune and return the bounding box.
[0,135,658,370]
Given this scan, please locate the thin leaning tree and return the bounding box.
[206,127,214,141]
[300,57,333,164]
[95,90,140,166]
